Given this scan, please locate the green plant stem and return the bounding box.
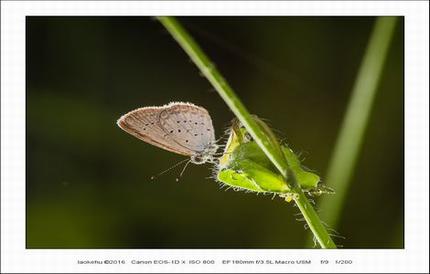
[158,17,287,178]
[317,17,398,229]
[158,16,336,249]
[293,186,336,248]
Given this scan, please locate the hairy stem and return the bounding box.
[158,16,336,248]
[293,186,336,248]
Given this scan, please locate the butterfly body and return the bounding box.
[117,102,218,164]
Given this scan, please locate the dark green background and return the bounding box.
[26,17,404,248]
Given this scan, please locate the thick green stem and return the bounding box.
[317,17,398,228]
[158,16,336,248]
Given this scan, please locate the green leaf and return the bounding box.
[217,121,319,193]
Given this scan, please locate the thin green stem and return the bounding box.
[294,186,336,248]
[158,16,336,248]
[158,17,287,178]
[317,17,398,229]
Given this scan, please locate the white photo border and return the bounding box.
[1,1,428,273]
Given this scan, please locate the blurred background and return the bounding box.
[26,16,403,248]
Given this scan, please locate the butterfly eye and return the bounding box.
[191,154,205,164]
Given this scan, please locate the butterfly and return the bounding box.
[117,102,218,165]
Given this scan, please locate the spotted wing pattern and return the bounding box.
[158,103,215,153]
[117,102,215,156]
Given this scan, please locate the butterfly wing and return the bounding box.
[117,102,215,156]
[117,105,194,156]
[158,103,215,154]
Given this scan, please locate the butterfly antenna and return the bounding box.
[176,160,192,182]
[150,158,190,181]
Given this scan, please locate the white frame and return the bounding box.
[1,1,428,273]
